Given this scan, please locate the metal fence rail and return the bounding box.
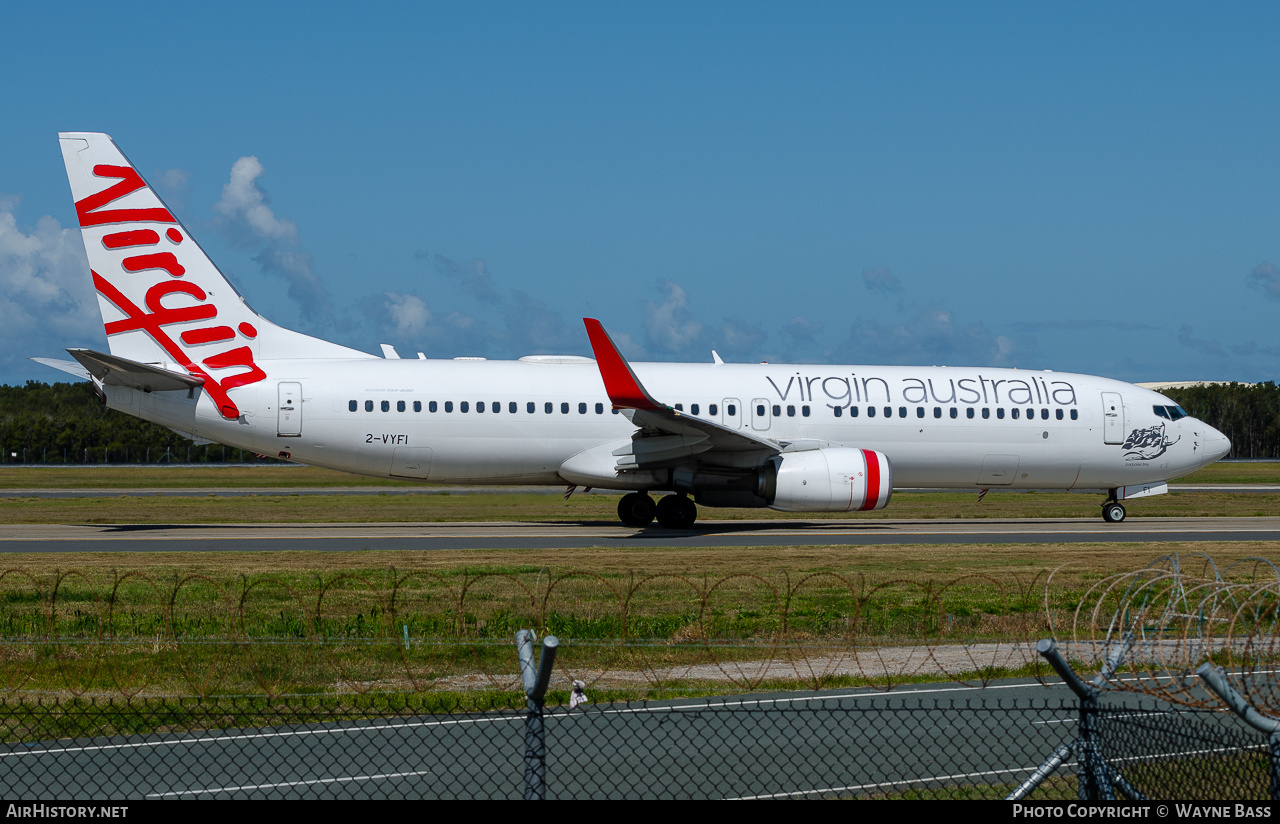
[0,694,1265,800]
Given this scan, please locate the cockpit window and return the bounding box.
[1153,405,1169,420]
[1167,406,1188,420]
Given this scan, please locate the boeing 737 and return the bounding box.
[36,133,1231,528]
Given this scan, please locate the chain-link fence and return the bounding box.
[0,553,1277,799]
[0,690,1267,799]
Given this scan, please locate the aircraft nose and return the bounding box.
[1204,425,1231,463]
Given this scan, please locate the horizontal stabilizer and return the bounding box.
[31,357,91,381]
[66,348,204,392]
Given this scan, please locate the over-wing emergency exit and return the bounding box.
[37,133,1231,528]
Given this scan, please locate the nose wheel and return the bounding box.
[655,494,698,529]
[1102,501,1126,523]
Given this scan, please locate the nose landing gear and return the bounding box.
[1102,499,1126,523]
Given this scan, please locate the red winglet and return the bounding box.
[583,318,664,411]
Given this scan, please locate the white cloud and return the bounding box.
[383,292,432,337]
[838,309,1017,367]
[643,280,705,354]
[1247,261,1280,301]
[214,157,298,243]
[862,266,902,294]
[213,156,331,320]
[0,200,99,374]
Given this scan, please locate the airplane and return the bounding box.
[36,132,1232,529]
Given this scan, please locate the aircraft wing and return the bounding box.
[66,348,205,392]
[31,357,91,381]
[583,319,781,467]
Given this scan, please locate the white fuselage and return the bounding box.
[116,357,1229,494]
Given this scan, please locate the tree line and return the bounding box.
[1163,382,1280,459]
[0,379,1274,463]
[0,381,272,464]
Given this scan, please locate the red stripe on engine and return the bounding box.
[860,449,880,511]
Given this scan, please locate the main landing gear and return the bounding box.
[1101,496,1126,523]
[617,492,697,529]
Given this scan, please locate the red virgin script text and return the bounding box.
[78,165,266,419]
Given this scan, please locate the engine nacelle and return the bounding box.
[765,447,893,512]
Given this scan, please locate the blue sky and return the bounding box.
[2,2,1278,384]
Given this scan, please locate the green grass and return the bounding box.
[0,489,1275,524]
[0,458,1271,490]
[0,541,1271,699]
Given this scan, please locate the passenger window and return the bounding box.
[596,403,604,414]
[949,408,957,419]
[1070,409,1079,420]
[772,405,781,417]
[492,401,500,413]
[966,408,974,419]
[868,406,876,418]
[527,402,535,413]
[381,400,390,412]
[397,400,406,412]
[756,404,765,416]
[727,404,736,416]
[934,407,942,419]
[445,401,453,413]
[787,405,796,417]
[674,404,683,411]
[885,406,893,417]
[850,406,859,417]
[579,402,587,414]
[460,401,469,413]
[898,407,907,418]
[997,408,1005,419]
[429,401,437,413]
[802,406,810,417]
[1026,408,1033,420]
[414,401,422,412]
[1011,408,1019,419]
[1041,409,1048,420]
[510,402,517,413]
[709,404,718,416]
[561,402,569,414]
[916,407,925,418]
[691,404,699,415]
[1055,409,1063,420]
[365,400,374,412]
[477,402,485,413]
[833,406,842,417]
[545,402,553,414]
[348,400,357,412]
[982,408,989,419]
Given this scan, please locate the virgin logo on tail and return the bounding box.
[76,163,266,419]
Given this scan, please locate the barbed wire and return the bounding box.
[1058,552,1280,711]
[0,556,1275,703]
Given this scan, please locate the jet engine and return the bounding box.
[681,447,893,512]
[764,447,893,512]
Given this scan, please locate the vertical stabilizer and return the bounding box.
[59,132,372,418]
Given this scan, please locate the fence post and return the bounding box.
[1009,636,1142,801]
[1196,664,1280,800]
[516,629,559,800]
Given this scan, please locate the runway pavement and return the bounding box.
[1,516,1279,552]
[0,678,1250,799]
